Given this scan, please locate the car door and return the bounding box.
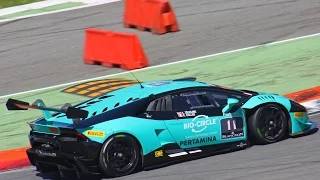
[163,88,247,149]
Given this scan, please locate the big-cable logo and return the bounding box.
[184,115,216,133]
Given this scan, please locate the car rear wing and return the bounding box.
[6,98,89,122]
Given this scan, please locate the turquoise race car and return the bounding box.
[6,77,317,179]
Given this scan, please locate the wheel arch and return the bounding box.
[101,132,144,168]
[242,102,291,135]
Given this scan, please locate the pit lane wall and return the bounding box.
[0,86,319,172]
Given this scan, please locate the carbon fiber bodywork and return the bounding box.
[26,130,102,176]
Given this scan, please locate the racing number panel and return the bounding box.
[220,117,244,139]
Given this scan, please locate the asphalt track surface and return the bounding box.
[0,0,320,96]
[1,0,320,180]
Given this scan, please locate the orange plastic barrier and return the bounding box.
[0,147,30,171]
[123,0,179,34]
[84,28,149,70]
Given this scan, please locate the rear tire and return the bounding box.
[98,134,141,178]
[248,104,288,145]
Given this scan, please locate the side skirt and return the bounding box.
[142,140,249,170]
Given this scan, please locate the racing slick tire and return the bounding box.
[248,103,288,145]
[98,134,141,178]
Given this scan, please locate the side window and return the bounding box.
[171,90,228,111]
[146,95,172,111]
[229,93,247,102]
[209,92,228,107]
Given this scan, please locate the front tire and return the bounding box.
[98,134,141,178]
[248,104,288,145]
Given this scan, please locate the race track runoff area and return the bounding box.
[0,33,319,152]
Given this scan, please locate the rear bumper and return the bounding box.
[26,148,100,175]
[27,131,103,175]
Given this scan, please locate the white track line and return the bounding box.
[0,0,121,23]
[0,167,35,175]
[0,32,320,99]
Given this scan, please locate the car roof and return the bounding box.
[49,78,212,121]
[111,79,210,98]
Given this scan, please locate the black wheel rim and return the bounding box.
[105,139,136,172]
[259,106,286,140]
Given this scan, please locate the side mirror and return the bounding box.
[222,98,239,114]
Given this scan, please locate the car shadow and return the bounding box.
[35,171,62,180]
[35,167,143,180]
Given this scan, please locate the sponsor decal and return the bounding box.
[180,136,216,146]
[146,81,171,87]
[85,130,105,137]
[185,131,217,139]
[176,112,186,117]
[237,142,247,148]
[294,112,304,118]
[184,115,216,133]
[184,110,197,117]
[144,112,152,118]
[176,110,197,117]
[155,150,163,157]
[222,131,244,139]
[36,150,57,157]
[220,117,244,139]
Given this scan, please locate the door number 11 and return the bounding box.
[227,119,237,131]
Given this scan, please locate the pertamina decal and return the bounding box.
[155,150,163,157]
[85,130,105,137]
[220,117,244,139]
[180,136,216,146]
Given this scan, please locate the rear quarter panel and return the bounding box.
[76,117,176,156]
[241,94,313,135]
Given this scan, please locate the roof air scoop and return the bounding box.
[172,77,197,81]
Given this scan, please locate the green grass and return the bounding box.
[0,2,84,19]
[0,0,43,9]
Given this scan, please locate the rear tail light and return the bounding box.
[59,128,88,141]
[75,133,88,141]
[49,127,59,134]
